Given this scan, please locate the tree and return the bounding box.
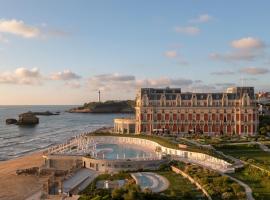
[259,127,267,135]
[112,188,125,200]
[221,192,234,200]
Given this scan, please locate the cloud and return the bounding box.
[239,67,269,75]
[176,59,189,66]
[210,37,266,62]
[0,34,8,43]
[93,74,135,82]
[0,19,40,38]
[210,49,261,62]
[189,14,213,23]
[240,77,257,81]
[0,68,83,88]
[164,50,178,58]
[0,19,68,41]
[65,81,81,89]
[50,70,81,80]
[164,50,189,65]
[136,77,193,88]
[87,74,136,92]
[174,26,200,35]
[211,70,235,75]
[0,67,43,85]
[231,37,265,50]
[87,73,194,93]
[215,82,236,87]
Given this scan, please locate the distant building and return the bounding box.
[135,87,258,135]
[257,92,270,104]
[257,92,270,115]
[114,118,136,134]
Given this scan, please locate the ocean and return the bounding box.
[0,105,133,161]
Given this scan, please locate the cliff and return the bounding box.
[68,100,135,113]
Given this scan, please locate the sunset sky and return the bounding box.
[0,0,269,105]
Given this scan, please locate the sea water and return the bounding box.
[0,105,133,161]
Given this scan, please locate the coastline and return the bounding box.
[0,127,109,200]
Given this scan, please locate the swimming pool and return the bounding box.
[131,172,169,192]
[96,143,154,160]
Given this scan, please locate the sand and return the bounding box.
[0,152,45,200]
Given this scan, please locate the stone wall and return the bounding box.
[44,155,82,171]
[82,156,167,173]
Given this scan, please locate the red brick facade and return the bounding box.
[135,87,258,135]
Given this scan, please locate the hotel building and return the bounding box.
[135,87,258,135]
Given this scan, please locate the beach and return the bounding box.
[0,151,45,200]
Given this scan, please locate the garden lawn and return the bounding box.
[232,165,270,200]
[215,144,270,171]
[157,171,207,200]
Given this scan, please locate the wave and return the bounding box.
[0,135,24,140]
[0,110,121,160]
[8,148,38,156]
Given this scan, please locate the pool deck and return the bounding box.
[131,172,169,193]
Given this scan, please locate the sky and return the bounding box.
[0,0,269,105]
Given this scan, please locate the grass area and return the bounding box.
[173,161,246,200]
[90,132,233,163]
[232,165,270,200]
[259,115,270,135]
[79,172,136,200]
[215,144,270,171]
[215,144,270,199]
[79,171,132,198]
[190,135,270,145]
[79,169,206,200]
[157,171,206,200]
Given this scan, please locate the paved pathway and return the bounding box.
[256,142,270,152]
[219,141,270,152]
[222,173,255,200]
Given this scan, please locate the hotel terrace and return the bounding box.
[115,87,259,135]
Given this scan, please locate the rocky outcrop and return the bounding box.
[16,167,39,176]
[6,111,57,126]
[6,118,18,125]
[31,111,60,116]
[18,112,39,125]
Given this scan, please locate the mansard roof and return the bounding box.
[196,93,208,100]
[227,93,240,100]
[181,93,192,100]
[140,87,253,100]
